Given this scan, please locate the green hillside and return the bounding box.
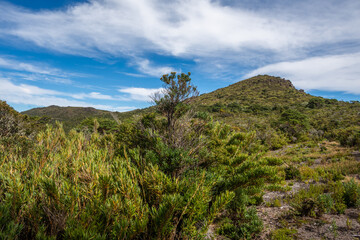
[22,75,359,140]
[22,105,113,131]
[2,74,360,239]
[22,105,152,132]
[192,75,359,147]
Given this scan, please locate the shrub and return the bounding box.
[284,166,300,180]
[271,228,297,240]
[306,98,324,109]
[343,179,360,208]
[299,166,319,181]
[335,127,360,147]
[264,157,283,166]
[277,109,310,141]
[218,208,263,240]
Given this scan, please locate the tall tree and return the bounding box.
[152,72,199,135]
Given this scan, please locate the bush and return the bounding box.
[290,184,343,217]
[284,166,300,180]
[277,109,310,141]
[299,166,319,181]
[306,98,324,109]
[271,228,297,240]
[264,157,283,166]
[218,208,263,240]
[335,127,360,147]
[343,179,360,208]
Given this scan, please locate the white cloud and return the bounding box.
[119,72,147,78]
[1,0,360,93]
[118,87,163,101]
[134,58,176,77]
[0,78,135,112]
[2,0,359,59]
[0,55,76,85]
[0,56,62,75]
[244,53,360,94]
[70,92,115,100]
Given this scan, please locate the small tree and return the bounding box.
[151,72,199,135]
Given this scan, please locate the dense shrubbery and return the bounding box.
[289,180,360,217]
[2,75,360,239]
[335,126,360,147]
[0,110,281,239]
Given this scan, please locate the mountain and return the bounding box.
[195,75,310,107]
[22,105,152,131]
[2,76,360,239]
[193,75,358,131]
[20,75,359,138]
[22,105,113,131]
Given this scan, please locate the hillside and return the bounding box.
[20,75,309,128]
[196,75,310,106]
[20,75,360,132]
[20,75,360,143]
[191,75,359,144]
[22,105,112,129]
[22,104,152,131]
[1,75,360,239]
[0,100,39,138]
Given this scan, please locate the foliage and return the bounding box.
[0,113,279,239]
[306,98,324,109]
[289,179,360,217]
[271,228,297,240]
[0,100,29,138]
[284,166,301,180]
[78,117,118,134]
[335,126,360,147]
[3,74,360,239]
[277,109,310,141]
[151,72,198,134]
[343,179,360,207]
[217,208,263,240]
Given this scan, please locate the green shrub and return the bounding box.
[272,199,282,207]
[271,228,297,240]
[306,98,324,109]
[277,109,310,141]
[335,126,360,147]
[263,157,283,166]
[218,208,263,240]
[343,179,360,208]
[284,166,300,180]
[299,166,319,181]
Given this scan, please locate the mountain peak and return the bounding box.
[239,75,295,89]
[195,75,308,107]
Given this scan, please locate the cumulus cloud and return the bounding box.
[0,78,135,111]
[118,87,163,101]
[244,53,360,94]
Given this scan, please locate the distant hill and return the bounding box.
[195,75,310,107]
[23,105,111,120]
[192,75,359,145]
[19,75,360,137]
[21,105,152,131]
[22,105,113,131]
[0,100,33,137]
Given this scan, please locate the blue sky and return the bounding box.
[0,0,359,112]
